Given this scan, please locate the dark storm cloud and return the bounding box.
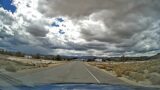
[26,23,49,37]
[61,42,108,51]
[44,40,107,51]
[37,0,160,56]
[0,30,31,49]
[80,29,122,43]
[80,5,158,43]
[39,0,160,18]
[1,0,160,56]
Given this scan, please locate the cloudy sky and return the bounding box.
[0,0,160,56]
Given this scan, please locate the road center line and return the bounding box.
[84,65,100,83]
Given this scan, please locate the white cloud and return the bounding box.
[0,0,160,56]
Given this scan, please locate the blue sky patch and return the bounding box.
[51,22,59,27]
[51,17,65,27]
[0,0,16,13]
[56,18,64,22]
[59,29,65,34]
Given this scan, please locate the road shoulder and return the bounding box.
[85,62,160,88]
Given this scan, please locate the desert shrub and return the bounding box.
[148,73,160,85]
[23,63,34,66]
[5,65,17,72]
[96,64,106,69]
[123,71,131,76]
[136,69,145,74]
[105,66,113,71]
[148,66,160,73]
[157,68,160,74]
[14,61,33,66]
[114,68,123,77]
[128,72,145,82]
[113,64,134,77]
[105,67,113,71]
[41,64,48,67]
[89,63,96,66]
[135,65,147,74]
[144,73,150,79]
[105,64,113,71]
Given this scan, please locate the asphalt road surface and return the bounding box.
[0,61,127,86]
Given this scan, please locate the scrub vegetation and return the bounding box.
[0,58,35,72]
[0,55,63,72]
[88,60,160,85]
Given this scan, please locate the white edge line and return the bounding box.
[84,65,100,83]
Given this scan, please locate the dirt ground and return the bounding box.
[88,60,160,87]
[0,55,66,72]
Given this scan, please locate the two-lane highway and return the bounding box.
[0,61,127,86]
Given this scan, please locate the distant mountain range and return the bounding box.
[0,48,160,61]
[63,53,160,61]
[62,55,96,59]
[150,53,160,60]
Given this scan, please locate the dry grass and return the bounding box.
[96,64,106,69]
[128,72,145,82]
[113,64,135,77]
[0,59,35,72]
[88,60,160,85]
[0,56,66,72]
[148,73,160,85]
[5,65,17,72]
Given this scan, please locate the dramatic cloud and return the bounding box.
[0,0,160,56]
[26,22,49,37]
